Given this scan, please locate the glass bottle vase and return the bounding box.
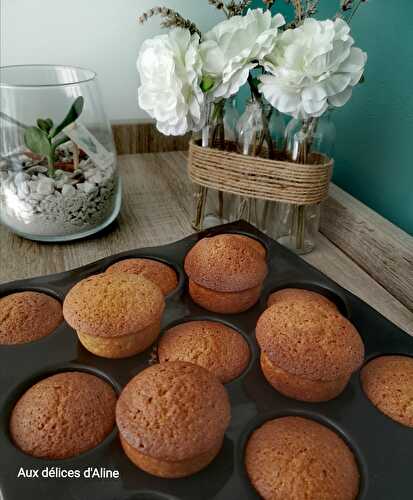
[275,112,336,254]
[232,98,284,227]
[192,100,240,231]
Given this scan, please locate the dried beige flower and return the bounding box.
[138,6,201,37]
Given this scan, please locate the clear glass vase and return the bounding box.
[232,98,282,227]
[192,99,240,231]
[0,65,121,242]
[274,112,336,254]
[266,105,286,155]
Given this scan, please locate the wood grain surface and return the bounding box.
[321,184,413,312]
[112,121,190,155]
[1,152,412,335]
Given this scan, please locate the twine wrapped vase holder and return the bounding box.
[188,139,334,244]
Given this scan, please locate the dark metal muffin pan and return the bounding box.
[0,220,412,500]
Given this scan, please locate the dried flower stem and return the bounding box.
[305,0,320,17]
[138,6,201,37]
[337,0,367,23]
[291,0,303,23]
[208,0,227,16]
[209,0,252,18]
[227,0,252,16]
[262,0,277,9]
[346,0,366,23]
[284,0,320,25]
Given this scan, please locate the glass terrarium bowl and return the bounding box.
[0,65,121,242]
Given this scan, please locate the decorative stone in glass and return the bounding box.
[0,65,121,242]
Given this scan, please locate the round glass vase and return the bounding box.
[275,113,336,255]
[0,65,121,242]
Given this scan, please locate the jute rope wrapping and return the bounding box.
[188,140,334,205]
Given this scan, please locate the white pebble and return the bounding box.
[77,182,96,194]
[37,179,54,195]
[62,184,76,196]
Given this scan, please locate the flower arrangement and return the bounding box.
[137,0,367,135]
[137,0,368,253]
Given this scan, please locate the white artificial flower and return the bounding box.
[259,17,367,119]
[137,28,205,136]
[200,8,285,100]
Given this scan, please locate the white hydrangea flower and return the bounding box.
[200,9,285,100]
[137,28,205,136]
[259,17,367,119]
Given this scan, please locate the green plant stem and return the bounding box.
[47,154,55,177]
[193,100,225,231]
[347,0,364,23]
[292,117,319,251]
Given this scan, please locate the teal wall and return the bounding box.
[250,1,413,235]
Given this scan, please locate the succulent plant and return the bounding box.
[23,96,84,177]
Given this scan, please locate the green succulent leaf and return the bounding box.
[24,127,52,157]
[250,77,261,91]
[39,118,54,134]
[51,96,84,138]
[201,75,215,93]
[52,135,70,153]
[37,119,52,133]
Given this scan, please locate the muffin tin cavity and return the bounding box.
[0,221,412,500]
[3,364,121,460]
[239,411,368,500]
[360,354,413,428]
[0,288,64,346]
[125,494,181,500]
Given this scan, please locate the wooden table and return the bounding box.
[1,152,412,335]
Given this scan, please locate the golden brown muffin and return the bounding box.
[0,291,62,345]
[361,355,413,428]
[260,352,350,402]
[188,280,262,315]
[267,288,338,312]
[229,234,267,259]
[184,234,268,314]
[158,320,251,383]
[63,273,165,358]
[10,372,117,459]
[256,302,364,402]
[245,416,359,500]
[106,258,178,296]
[116,361,231,478]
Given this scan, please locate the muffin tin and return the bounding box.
[0,220,412,500]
